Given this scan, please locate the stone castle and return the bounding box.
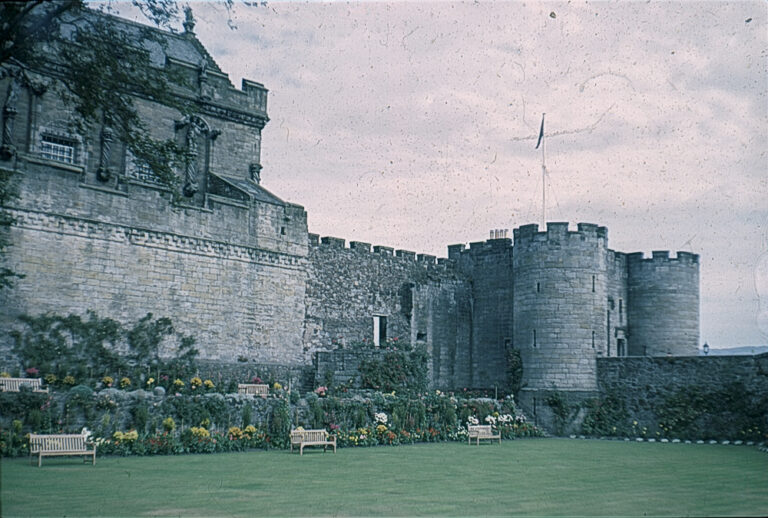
[0,10,700,409]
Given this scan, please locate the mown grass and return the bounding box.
[2,439,767,517]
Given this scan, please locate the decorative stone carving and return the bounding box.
[0,71,20,160]
[198,58,212,101]
[183,122,200,197]
[249,163,262,184]
[183,6,196,34]
[96,127,113,182]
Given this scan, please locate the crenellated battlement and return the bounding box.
[447,237,512,260]
[626,250,700,265]
[512,222,608,247]
[309,233,451,266]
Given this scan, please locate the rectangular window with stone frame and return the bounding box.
[40,134,77,164]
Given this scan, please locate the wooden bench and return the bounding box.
[237,383,269,397]
[29,433,96,467]
[0,377,48,393]
[290,429,336,455]
[467,424,501,445]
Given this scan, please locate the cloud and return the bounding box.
[187,1,767,347]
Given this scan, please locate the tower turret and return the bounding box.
[512,222,608,391]
[626,251,699,356]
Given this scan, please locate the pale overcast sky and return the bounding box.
[117,1,767,349]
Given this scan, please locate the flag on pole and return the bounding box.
[535,113,545,149]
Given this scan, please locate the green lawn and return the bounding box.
[2,439,767,517]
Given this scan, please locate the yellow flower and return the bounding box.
[146,377,155,386]
[190,426,210,438]
[273,382,282,390]
[204,379,214,389]
[120,377,131,388]
[229,426,243,439]
[63,375,76,385]
[162,417,176,432]
[0,372,10,378]
[173,379,185,388]
[102,376,114,386]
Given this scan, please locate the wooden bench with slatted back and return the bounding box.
[290,429,336,455]
[467,424,501,445]
[29,433,96,467]
[0,377,48,392]
[237,383,269,397]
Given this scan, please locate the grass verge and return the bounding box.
[2,438,767,517]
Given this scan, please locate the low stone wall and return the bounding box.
[593,353,768,439]
[597,353,768,409]
[196,360,314,394]
[314,349,383,388]
[517,388,599,435]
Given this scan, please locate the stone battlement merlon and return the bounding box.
[449,238,512,258]
[311,235,449,264]
[513,222,608,247]
[626,251,700,264]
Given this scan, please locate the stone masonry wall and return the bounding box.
[605,251,629,357]
[512,223,608,391]
[626,251,699,356]
[304,235,472,388]
[597,353,768,431]
[449,238,514,389]
[1,207,308,365]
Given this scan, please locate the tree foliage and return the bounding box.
[0,1,202,194]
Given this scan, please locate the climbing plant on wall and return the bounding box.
[505,347,524,397]
[10,311,198,384]
[358,347,428,394]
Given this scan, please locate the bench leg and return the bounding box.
[38,452,42,468]
[300,444,304,456]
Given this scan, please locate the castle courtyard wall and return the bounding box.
[304,235,472,388]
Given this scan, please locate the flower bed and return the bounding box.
[0,386,543,457]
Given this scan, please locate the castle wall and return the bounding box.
[0,9,704,397]
[597,354,768,435]
[0,202,309,365]
[304,236,472,388]
[512,223,608,391]
[606,251,629,357]
[450,238,513,388]
[0,70,311,367]
[627,251,699,356]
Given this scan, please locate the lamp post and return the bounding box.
[703,342,710,356]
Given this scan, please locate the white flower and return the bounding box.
[485,415,497,425]
[375,412,388,424]
[467,416,479,425]
[81,427,92,441]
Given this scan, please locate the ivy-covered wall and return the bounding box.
[589,354,768,440]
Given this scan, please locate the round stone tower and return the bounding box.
[512,222,608,391]
[626,251,699,356]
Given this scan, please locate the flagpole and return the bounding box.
[535,113,546,228]
[542,123,546,228]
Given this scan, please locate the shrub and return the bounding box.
[162,417,176,432]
